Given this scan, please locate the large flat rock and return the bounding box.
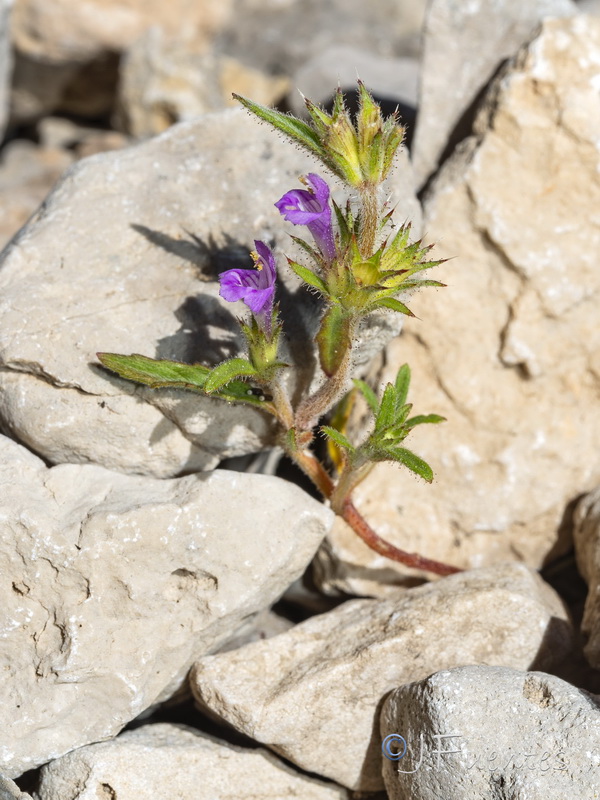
[0,434,332,777]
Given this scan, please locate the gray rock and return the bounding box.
[0,108,420,477]
[381,666,600,799]
[0,434,332,777]
[191,563,573,791]
[35,724,348,800]
[412,0,576,186]
[574,487,600,669]
[315,16,600,596]
[0,776,31,800]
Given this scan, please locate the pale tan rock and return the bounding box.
[191,563,573,791]
[116,27,289,138]
[35,724,347,800]
[0,434,333,777]
[0,776,31,800]
[315,16,600,595]
[574,487,600,669]
[412,0,576,186]
[11,0,232,64]
[0,109,420,477]
[0,140,74,250]
[382,666,600,799]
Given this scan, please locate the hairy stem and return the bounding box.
[290,448,461,577]
[358,183,379,257]
[269,373,294,429]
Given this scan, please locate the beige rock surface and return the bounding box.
[315,16,600,596]
[574,487,600,669]
[117,27,289,138]
[0,776,31,800]
[0,434,333,777]
[412,0,576,186]
[192,563,573,791]
[382,666,600,799]
[0,109,420,477]
[35,724,348,800]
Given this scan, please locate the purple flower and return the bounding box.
[275,173,336,262]
[219,240,277,332]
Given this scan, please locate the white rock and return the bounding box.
[191,563,572,791]
[574,486,600,670]
[412,0,576,186]
[0,109,420,477]
[0,775,31,800]
[35,724,347,800]
[0,434,333,777]
[382,666,600,799]
[315,16,600,595]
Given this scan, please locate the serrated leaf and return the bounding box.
[98,352,210,390]
[287,259,331,297]
[321,425,355,453]
[316,305,352,377]
[352,379,379,416]
[233,94,324,159]
[388,447,434,482]
[404,414,446,428]
[394,364,411,407]
[371,296,415,317]
[204,358,258,393]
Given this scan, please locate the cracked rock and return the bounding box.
[412,0,575,186]
[191,563,573,791]
[35,723,348,800]
[0,108,420,476]
[381,666,600,800]
[314,16,600,596]
[0,434,332,777]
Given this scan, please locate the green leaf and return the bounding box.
[394,364,411,406]
[377,383,396,429]
[371,296,415,317]
[204,358,258,394]
[352,379,379,416]
[97,352,210,391]
[404,414,446,428]
[289,236,322,265]
[388,447,434,482]
[399,279,446,290]
[287,259,331,297]
[316,305,353,377]
[321,425,355,453]
[233,94,324,160]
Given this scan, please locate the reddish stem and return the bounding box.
[291,449,462,577]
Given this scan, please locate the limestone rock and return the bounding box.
[0,0,12,141]
[412,0,576,186]
[0,434,332,777]
[191,563,573,791]
[0,776,31,800]
[315,16,600,596]
[0,109,420,477]
[381,666,600,799]
[574,487,600,669]
[116,26,289,138]
[35,724,348,800]
[0,140,74,250]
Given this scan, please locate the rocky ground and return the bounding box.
[1,0,600,798]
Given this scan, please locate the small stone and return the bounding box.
[191,563,572,791]
[0,434,332,777]
[381,666,600,799]
[412,0,576,186]
[35,724,348,800]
